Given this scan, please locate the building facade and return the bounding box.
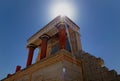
[1,16,120,81]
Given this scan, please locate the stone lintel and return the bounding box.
[27,16,80,47]
[39,34,50,40]
[64,17,80,33]
[27,16,61,46]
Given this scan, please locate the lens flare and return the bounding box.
[49,1,76,19]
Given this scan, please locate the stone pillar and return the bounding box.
[15,65,21,72]
[57,23,67,49]
[26,44,36,67]
[39,34,49,60]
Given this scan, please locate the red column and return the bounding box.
[15,65,21,72]
[26,44,36,67]
[40,35,49,60]
[57,23,67,49]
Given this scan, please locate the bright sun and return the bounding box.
[49,1,76,19]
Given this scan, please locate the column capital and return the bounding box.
[39,34,50,40]
[27,44,37,49]
[56,22,65,29]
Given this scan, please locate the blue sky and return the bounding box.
[0,0,120,80]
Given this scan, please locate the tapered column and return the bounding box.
[26,44,36,67]
[57,23,67,49]
[40,34,49,60]
[15,65,21,72]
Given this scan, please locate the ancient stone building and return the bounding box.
[1,16,120,81]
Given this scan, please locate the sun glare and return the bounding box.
[49,1,76,19]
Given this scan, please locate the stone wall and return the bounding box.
[78,52,120,81]
[2,50,82,81]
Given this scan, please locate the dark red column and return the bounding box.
[26,44,36,67]
[15,65,21,72]
[57,23,67,49]
[40,35,49,60]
